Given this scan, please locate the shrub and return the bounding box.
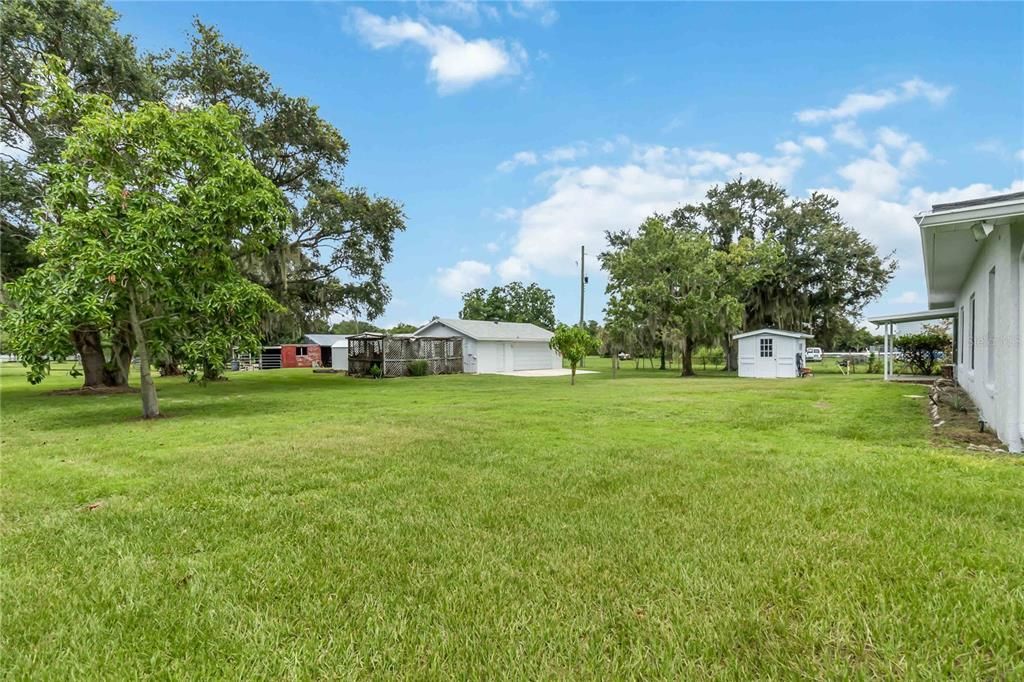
[895,332,950,375]
[408,359,429,376]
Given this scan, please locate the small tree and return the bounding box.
[895,332,950,375]
[3,65,289,418]
[549,325,598,385]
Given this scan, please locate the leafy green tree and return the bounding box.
[549,324,598,385]
[666,178,895,368]
[3,68,289,417]
[329,319,383,335]
[602,218,766,376]
[460,281,555,329]
[895,331,950,375]
[388,322,419,334]
[153,21,406,342]
[1,0,158,386]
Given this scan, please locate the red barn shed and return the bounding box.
[280,344,321,368]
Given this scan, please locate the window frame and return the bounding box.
[759,337,774,358]
[969,293,976,371]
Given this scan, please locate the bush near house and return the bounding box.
[895,331,951,375]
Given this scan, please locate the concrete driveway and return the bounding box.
[496,368,598,377]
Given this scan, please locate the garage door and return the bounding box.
[512,342,552,370]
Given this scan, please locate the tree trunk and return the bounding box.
[720,335,737,371]
[104,326,133,386]
[659,343,666,370]
[680,336,696,377]
[570,363,576,385]
[611,351,617,379]
[72,329,108,388]
[127,285,160,419]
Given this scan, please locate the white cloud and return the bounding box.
[496,150,538,172]
[775,140,803,156]
[892,290,921,304]
[877,126,909,149]
[419,0,501,25]
[499,141,805,277]
[544,143,588,163]
[507,0,558,26]
[801,136,828,154]
[1017,149,1024,162]
[497,256,531,281]
[832,122,867,148]
[485,241,500,253]
[797,78,952,124]
[435,260,492,296]
[350,8,526,93]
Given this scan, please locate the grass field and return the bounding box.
[2,359,1023,678]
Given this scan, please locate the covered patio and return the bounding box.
[867,307,958,381]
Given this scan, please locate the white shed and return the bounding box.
[330,339,348,371]
[413,318,560,374]
[733,328,813,378]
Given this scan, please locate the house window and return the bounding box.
[958,305,964,364]
[987,267,996,380]
[969,294,976,370]
[759,337,773,358]
[296,346,308,356]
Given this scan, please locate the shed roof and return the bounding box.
[416,318,553,342]
[732,328,814,341]
[304,333,351,346]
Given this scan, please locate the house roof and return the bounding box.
[303,334,350,346]
[732,328,814,341]
[330,339,349,348]
[415,318,554,342]
[866,307,958,326]
[916,192,1024,309]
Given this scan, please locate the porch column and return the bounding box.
[883,322,890,380]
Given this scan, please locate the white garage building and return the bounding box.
[733,328,813,378]
[413,318,561,374]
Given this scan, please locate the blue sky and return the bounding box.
[113,1,1024,329]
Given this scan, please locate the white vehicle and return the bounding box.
[805,347,823,362]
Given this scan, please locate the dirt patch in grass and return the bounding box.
[929,380,1007,452]
[49,385,139,396]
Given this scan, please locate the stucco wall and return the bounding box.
[953,223,1022,451]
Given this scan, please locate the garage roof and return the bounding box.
[732,328,814,340]
[416,318,554,342]
[304,333,350,346]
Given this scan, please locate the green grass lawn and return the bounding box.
[2,359,1022,678]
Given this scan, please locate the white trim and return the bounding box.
[731,328,814,341]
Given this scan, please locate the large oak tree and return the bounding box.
[3,68,289,417]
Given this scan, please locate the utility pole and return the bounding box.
[578,245,585,328]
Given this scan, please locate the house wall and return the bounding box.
[953,223,1022,452]
[280,344,321,369]
[412,321,559,373]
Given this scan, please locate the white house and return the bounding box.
[871,192,1022,452]
[733,328,813,378]
[413,318,560,373]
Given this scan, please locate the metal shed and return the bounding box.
[330,339,349,371]
[733,328,814,378]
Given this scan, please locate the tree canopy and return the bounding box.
[153,21,406,341]
[549,324,598,385]
[460,281,556,330]
[3,67,289,417]
[602,217,772,375]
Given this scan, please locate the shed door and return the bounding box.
[512,342,552,371]
[754,336,776,378]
